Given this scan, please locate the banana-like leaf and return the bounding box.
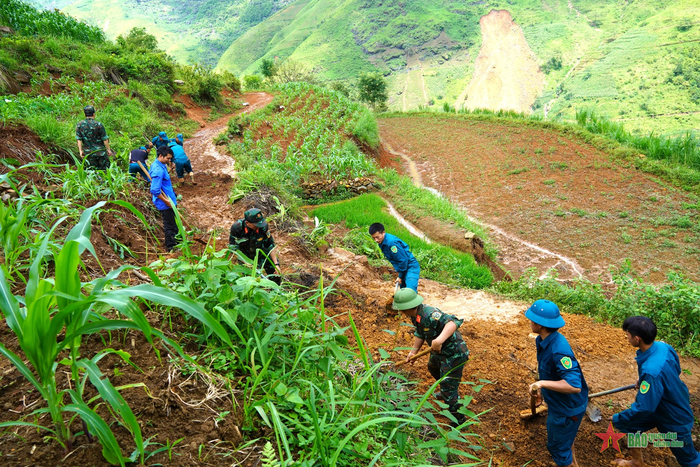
[26,216,66,311]
[65,201,105,255]
[0,343,48,400]
[65,396,128,467]
[55,241,82,314]
[105,285,233,347]
[0,420,57,435]
[78,359,144,462]
[0,267,24,341]
[108,200,149,229]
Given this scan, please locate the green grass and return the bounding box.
[311,193,493,289]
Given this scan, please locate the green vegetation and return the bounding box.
[0,0,104,42]
[312,194,493,289]
[358,72,388,112]
[226,82,377,203]
[495,262,700,357]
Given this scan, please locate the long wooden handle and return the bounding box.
[588,384,636,399]
[137,160,152,182]
[395,348,432,367]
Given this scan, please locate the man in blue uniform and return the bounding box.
[173,133,184,146]
[369,223,420,291]
[526,300,588,467]
[128,145,151,182]
[149,146,178,251]
[168,140,195,184]
[393,288,469,427]
[612,316,700,467]
[150,131,170,150]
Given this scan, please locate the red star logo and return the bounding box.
[595,422,626,452]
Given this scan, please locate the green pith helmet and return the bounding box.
[83,105,95,116]
[392,288,424,311]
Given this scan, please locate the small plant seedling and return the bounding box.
[543,179,556,186]
[682,368,692,376]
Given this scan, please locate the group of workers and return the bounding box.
[75,105,195,251]
[77,106,698,467]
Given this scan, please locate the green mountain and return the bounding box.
[29,0,296,66]
[29,0,700,133]
[215,0,700,134]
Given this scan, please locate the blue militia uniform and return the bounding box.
[536,331,589,466]
[378,233,420,291]
[149,159,178,250]
[613,341,700,467]
[151,135,170,150]
[169,143,192,178]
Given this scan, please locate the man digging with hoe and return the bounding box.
[393,288,469,428]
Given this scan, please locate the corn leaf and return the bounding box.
[65,396,128,467]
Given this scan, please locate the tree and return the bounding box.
[260,58,276,79]
[116,27,159,51]
[358,72,388,111]
[273,59,316,84]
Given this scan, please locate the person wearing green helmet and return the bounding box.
[393,288,469,427]
[229,208,281,285]
[525,299,589,467]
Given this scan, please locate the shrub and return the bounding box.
[243,74,263,90]
[178,64,223,104]
[220,70,241,92]
[352,111,380,149]
[0,0,104,43]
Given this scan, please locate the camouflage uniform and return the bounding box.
[411,304,469,423]
[228,219,279,283]
[76,118,110,170]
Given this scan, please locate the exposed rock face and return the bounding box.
[458,9,544,114]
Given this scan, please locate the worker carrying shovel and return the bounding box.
[526,300,589,467]
[370,223,420,292]
[393,288,469,427]
[612,316,700,467]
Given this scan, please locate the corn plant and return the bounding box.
[0,202,232,465]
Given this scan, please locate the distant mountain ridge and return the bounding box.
[32,0,700,133]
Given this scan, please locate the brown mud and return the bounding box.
[378,115,700,284]
[1,92,699,466]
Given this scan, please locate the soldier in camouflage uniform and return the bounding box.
[229,208,281,285]
[76,105,113,170]
[393,288,470,427]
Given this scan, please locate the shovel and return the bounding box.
[520,383,635,421]
[585,384,636,422]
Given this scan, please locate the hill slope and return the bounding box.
[29,0,296,65]
[215,0,700,133]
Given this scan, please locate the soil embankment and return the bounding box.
[457,10,544,113]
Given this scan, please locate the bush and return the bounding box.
[243,74,263,90]
[495,262,700,357]
[178,64,223,104]
[352,111,380,149]
[219,70,241,92]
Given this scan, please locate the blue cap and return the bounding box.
[525,300,565,328]
[139,146,146,150]
[159,131,167,138]
[177,133,183,140]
